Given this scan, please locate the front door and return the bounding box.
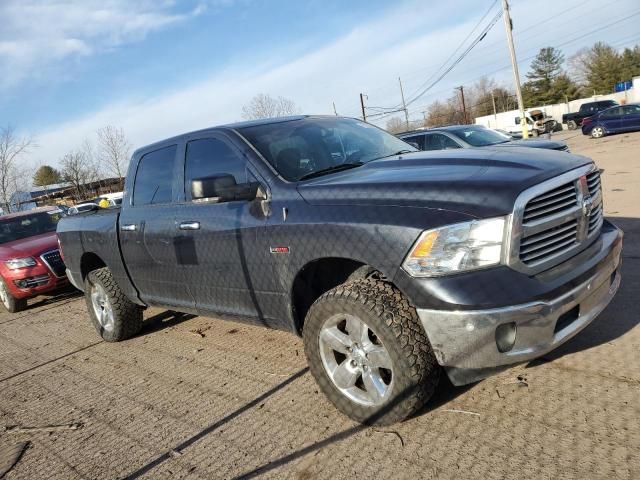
[120,144,195,310]
[174,133,270,322]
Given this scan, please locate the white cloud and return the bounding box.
[0,0,205,88]
[21,0,640,168]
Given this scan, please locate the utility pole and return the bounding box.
[456,86,467,124]
[501,0,529,139]
[398,77,410,130]
[359,93,367,122]
[491,91,497,118]
[332,101,338,116]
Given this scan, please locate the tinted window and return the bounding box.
[449,127,511,146]
[0,211,61,244]
[425,134,461,150]
[184,137,247,199]
[239,117,417,181]
[601,107,622,117]
[402,135,424,149]
[133,145,176,206]
[621,105,640,115]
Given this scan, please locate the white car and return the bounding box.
[68,203,98,215]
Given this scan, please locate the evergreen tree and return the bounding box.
[523,47,580,106]
[620,46,640,82]
[33,165,62,187]
[583,42,622,94]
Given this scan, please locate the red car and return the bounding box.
[0,207,68,312]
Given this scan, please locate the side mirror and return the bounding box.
[191,175,260,202]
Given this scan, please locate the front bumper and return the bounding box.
[416,225,623,386]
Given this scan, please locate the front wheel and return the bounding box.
[303,279,440,425]
[0,279,26,313]
[85,268,143,342]
[591,126,605,138]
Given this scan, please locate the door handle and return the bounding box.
[179,221,200,230]
[121,224,137,232]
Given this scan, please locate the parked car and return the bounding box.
[0,207,68,312]
[399,125,569,152]
[68,203,98,215]
[563,100,618,130]
[581,103,640,138]
[58,115,622,425]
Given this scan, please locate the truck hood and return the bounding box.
[297,149,591,217]
[489,139,567,150]
[0,232,58,261]
[485,139,567,150]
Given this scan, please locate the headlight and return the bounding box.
[5,257,37,270]
[402,217,507,277]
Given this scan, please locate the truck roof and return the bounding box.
[132,115,333,157]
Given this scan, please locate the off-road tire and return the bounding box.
[303,279,440,425]
[85,268,143,342]
[0,279,27,313]
[567,120,577,130]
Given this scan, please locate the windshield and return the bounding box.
[238,117,417,181]
[449,127,512,147]
[0,210,62,244]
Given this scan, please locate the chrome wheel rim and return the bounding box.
[319,314,393,407]
[592,127,604,138]
[0,283,9,309]
[91,284,114,332]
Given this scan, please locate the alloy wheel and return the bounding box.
[318,313,394,406]
[91,283,115,332]
[592,126,604,138]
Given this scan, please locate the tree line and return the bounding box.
[386,41,640,133]
[0,124,131,213]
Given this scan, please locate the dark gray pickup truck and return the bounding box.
[57,116,623,425]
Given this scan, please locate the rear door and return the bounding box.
[119,144,195,310]
[174,132,269,321]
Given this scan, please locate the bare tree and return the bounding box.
[60,149,99,200]
[385,117,406,134]
[567,47,590,86]
[0,125,34,213]
[241,94,300,120]
[96,125,131,180]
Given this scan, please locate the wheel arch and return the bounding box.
[290,257,384,335]
[80,252,107,280]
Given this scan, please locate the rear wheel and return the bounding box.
[591,126,605,138]
[303,279,440,425]
[85,268,143,342]
[567,120,577,130]
[0,280,27,313]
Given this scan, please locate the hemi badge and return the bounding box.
[270,246,290,254]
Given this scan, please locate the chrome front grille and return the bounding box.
[522,181,578,224]
[509,164,604,274]
[519,220,579,264]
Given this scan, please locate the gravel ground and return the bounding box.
[1,131,639,480]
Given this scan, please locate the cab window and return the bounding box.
[133,145,177,206]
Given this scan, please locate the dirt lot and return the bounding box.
[1,131,639,480]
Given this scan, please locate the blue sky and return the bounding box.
[2,0,639,167]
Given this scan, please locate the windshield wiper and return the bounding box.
[369,149,415,162]
[297,162,364,181]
